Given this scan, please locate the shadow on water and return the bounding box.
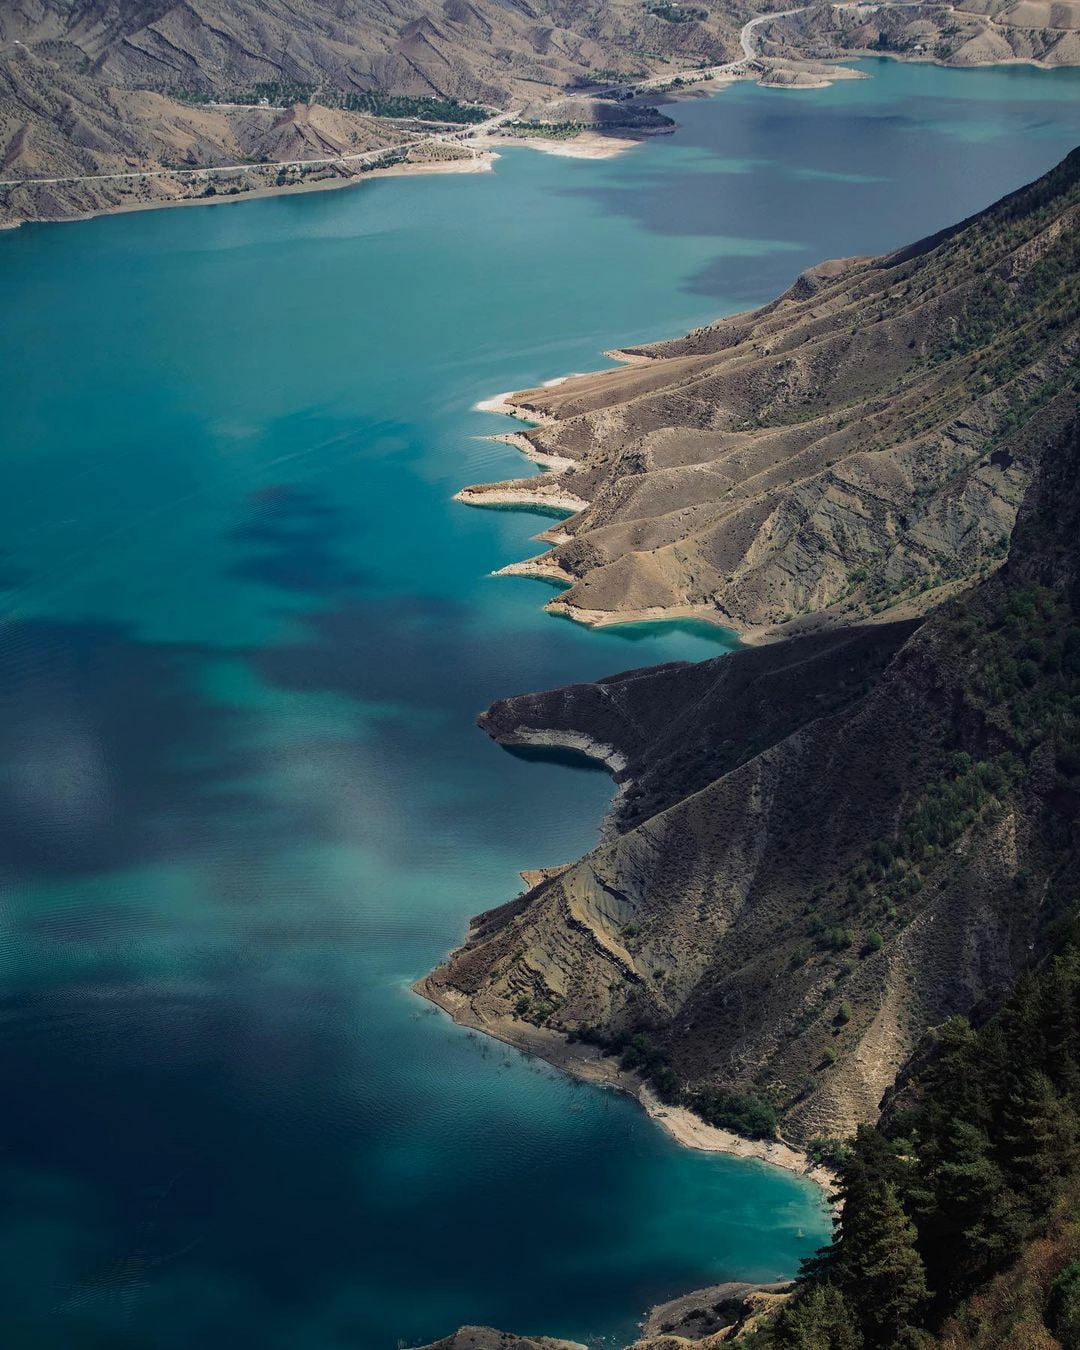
[0,619,318,882]
[471,502,578,521]
[499,744,612,772]
[0,974,648,1350]
[559,76,1080,301]
[226,485,372,596]
[549,611,738,648]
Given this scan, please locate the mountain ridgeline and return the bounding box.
[424,148,1080,1146]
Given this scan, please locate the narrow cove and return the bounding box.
[1,59,1079,1350]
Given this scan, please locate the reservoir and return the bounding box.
[1,58,1078,1350]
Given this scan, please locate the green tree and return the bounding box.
[839,1182,929,1345]
[1048,1261,1080,1349]
[769,1283,862,1349]
[914,1119,1022,1294]
[999,1068,1078,1218]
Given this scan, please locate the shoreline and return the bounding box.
[545,596,743,637]
[429,710,831,1197]
[415,974,834,1198]
[492,554,573,585]
[488,131,646,160]
[6,52,1078,230]
[454,483,588,512]
[481,724,633,835]
[443,393,836,1200]
[468,384,758,639]
[4,150,498,229]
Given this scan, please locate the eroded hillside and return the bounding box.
[422,153,1080,1151]
[0,0,736,223]
[463,149,1080,640]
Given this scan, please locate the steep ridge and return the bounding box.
[737,407,1080,1349]
[421,153,1080,1151]
[463,150,1080,640]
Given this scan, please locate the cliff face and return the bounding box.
[463,152,1080,641]
[422,153,1080,1146]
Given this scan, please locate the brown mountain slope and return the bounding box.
[757,0,1080,68]
[421,153,1080,1149]
[6,1,1078,225]
[0,0,735,223]
[463,149,1080,642]
[423,392,1079,1147]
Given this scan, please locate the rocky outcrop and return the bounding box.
[417,1328,586,1350]
[465,152,1080,640]
[415,1283,793,1349]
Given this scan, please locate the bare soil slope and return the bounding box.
[423,153,1080,1147]
[462,151,1080,640]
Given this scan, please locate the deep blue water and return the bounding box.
[0,58,1078,1349]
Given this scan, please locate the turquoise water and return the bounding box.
[0,58,1078,1349]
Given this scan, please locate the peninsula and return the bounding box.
[420,148,1080,1347]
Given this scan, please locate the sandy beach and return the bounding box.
[490,131,644,160]
[473,389,555,421]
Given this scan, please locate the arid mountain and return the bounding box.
[4,0,1079,225]
[422,151,1080,1153]
[756,0,1080,68]
[463,150,1080,642]
[0,0,737,223]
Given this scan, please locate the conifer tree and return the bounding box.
[839,1182,929,1345]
